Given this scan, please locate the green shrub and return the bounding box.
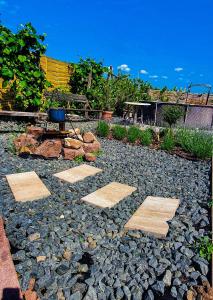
[112,125,127,140]
[96,121,110,137]
[140,129,153,146]
[127,126,141,143]
[176,129,213,159]
[195,236,213,261]
[161,131,175,151]
[162,105,184,127]
[74,155,84,163]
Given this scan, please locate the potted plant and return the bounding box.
[90,78,116,120]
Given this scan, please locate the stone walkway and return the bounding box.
[5,168,179,237]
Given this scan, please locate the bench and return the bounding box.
[43,90,102,120]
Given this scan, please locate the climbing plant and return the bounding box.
[69,57,108,94]
[0,22,51,110]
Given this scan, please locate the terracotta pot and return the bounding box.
[102,111,113,120]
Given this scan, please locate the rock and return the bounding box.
[56,264,70,275]
[83,132,96,143]
[63,147,85,160]
[77,264,89,273]
[36,255,46,262]
[34,139,62,158]
[171,287,178,298]
[64,138,83,149]
[28,232,40,241]
[194,258,209,276]
[187,290,196,300]
[85,153,96,162]
[57,289,65,300]
[72,283,87,295]
[68,128,81,137]
[163,270,172,286]
[152,281,164,294]
[26,126,44,139]
[87,236,97,249]
[123,286,131,300]
[13,133,38,152]
[83,286,98,300]
[77,134,84,142]
[63,249,72,261]
[144,290,154,300]
[83,140,101,153]
[70,291,82,300]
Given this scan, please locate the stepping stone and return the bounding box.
[6,171,51,202]
[53,164,102,184]
[124,196,180,238]
[81,182,136,208]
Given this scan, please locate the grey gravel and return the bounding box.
[0,120,211,300]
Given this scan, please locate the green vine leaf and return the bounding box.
[18,55,27,62]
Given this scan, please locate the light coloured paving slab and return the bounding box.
[124,196,180,238]
[53,164,102,184]
[6,171,51,202]
[81,182,137,208]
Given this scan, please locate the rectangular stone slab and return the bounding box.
[81,182,137,208]
[124,196,180,238]
[6,171,51,202]
[53,164,102,184]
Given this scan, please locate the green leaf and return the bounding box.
[18,81,27,88]
[18,55,27,62]
[2,80,9,88]
[33,70,41,78]
[1,67,14,79]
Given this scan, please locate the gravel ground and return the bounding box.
[0,121,211,300]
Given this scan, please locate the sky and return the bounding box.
[1,0,213,90]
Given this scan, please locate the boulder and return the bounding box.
[83,132,96,143]
[83,140,101,153]
[63,147,85,160]
[13,134,38,152]
[68,128,81,137]
[34,139,62,159]
[85,153,96,162]
[64,138,83,149]
[26,126,44,139]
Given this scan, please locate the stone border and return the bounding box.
[0,217,23,300]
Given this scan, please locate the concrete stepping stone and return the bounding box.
[53,164,102,184]
[124,196,180,238]
[6,171,51,202]
[81,182,137,208]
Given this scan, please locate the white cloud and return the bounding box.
[162,75,168,79]
[140,69,148,75]
[174,67,183,72]
[149,75,158,79]
[117,64,130,72]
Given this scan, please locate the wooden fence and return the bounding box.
[0,55,212,109]
[0,55,72,109]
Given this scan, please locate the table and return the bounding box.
[124,102,151,124]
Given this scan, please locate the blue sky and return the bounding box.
[1,0,213,90]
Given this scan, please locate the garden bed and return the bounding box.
[0,120,212,300]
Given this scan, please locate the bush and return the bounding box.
[112,125,127,140]
[162,105,184,127]
[161,131,175,151]
[176,129,213,159]
[127,126,141,143]
[96,121,110,137]
[140,129,153,146]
